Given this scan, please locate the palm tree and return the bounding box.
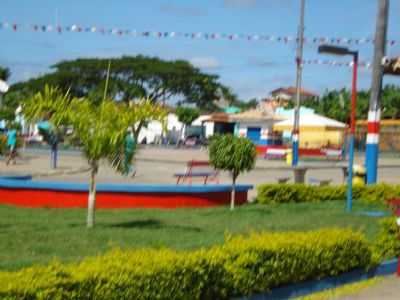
[72,97,167,227]
[23,85,71,169]
[25,88,166,227]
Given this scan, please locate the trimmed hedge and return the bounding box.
[372,217,400,262]
[256,183,400,204]
[0,229,371,300]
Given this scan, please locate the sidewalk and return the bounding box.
[336,275,399,300]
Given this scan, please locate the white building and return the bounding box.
[137,113,215,144]
[229,109,285,145]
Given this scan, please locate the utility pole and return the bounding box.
[365,0,390,184]
[292,0,305,166]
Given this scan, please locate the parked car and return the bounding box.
[182,134,208,147]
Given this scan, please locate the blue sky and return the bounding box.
[1,0,400,100]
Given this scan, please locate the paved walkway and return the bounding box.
[336,275,399,300]
[1,147,400,200]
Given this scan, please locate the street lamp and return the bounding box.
[318,44,358,212]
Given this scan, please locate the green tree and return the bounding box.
[209,134,256,210]
[24,86,166,228]
[0,66,10,81]
[232,98,258,111]
[381,84,400,119]
[298,85,400,122]
[175,106,200,143]
[0,67,12,121]
[11,56,235,111]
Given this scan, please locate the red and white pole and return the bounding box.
[365,109,381,183]
[365,0,389,184]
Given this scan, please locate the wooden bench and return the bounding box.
[174,160,219,184]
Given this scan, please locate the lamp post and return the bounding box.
[318,45,358,212]
[293,0,306,166]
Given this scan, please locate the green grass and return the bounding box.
[0,201,387,271]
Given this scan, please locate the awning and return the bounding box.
[274,114,347,130]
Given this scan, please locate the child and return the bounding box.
[6,127,17,165]
[124,128,136,177]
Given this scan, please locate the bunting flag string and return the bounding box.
[0,20,398,47]
[302,59,372,69]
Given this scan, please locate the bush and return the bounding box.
[256,183,400,205]
[372,217,400,262]
[0,229,371,300]
[209,134,257,210]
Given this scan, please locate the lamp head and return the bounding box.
[318,44,352,56]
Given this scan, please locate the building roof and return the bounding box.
[204,112,231,123]
[270,87,318,98]
[274,114,346,129]
[229,109,285,122]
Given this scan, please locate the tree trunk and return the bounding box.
[230,175,237,211]
[87,161,98,228]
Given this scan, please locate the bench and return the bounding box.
[265,148,287,159]
[174,160,219,184]
[322,148,343,160]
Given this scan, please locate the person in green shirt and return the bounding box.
[6,127,17,165]
[124,128,136,177]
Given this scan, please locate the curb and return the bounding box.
[31,167,91,178]
[238,259,398,300]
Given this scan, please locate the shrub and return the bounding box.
[372,217,400,262]
[209,134,257,210]
[211,229,370,297]
[0,229,371,300]
[256,183,400,205]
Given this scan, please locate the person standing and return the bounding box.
[124,128,136,177]
[6,127,17,165]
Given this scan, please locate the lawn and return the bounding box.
[0,201,388,271]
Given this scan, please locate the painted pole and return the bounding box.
[292,0,305,166]
[346,53,358,212]
[365,0,389,184]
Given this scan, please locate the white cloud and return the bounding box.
[190,57,221,69]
